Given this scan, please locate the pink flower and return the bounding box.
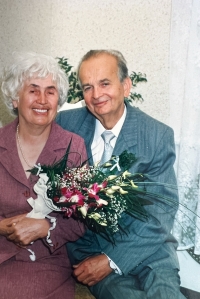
[99,181,108,189]
[69,191,85,206]
[59,196,68,202]
[87,182,107,200]
[87,183,100,200]
[61,187,74,198]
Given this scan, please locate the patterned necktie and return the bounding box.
[100,131,115,165]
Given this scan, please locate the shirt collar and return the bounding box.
[93,105,127,141]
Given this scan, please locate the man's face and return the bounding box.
[79,53,131,127]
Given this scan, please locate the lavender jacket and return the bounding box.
[0,118,87,265]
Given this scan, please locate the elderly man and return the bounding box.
[56,50,185,299]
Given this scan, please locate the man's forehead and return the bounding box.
[82,53,117,66]
[80,55,118,79]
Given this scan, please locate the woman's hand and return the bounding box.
[0,215,50,246]
[0,214,27,237]
[6,217,50,246]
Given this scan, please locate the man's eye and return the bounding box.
[83,86,91,92]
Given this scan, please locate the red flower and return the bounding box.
[87,181,107,200]
[69,190,85,206]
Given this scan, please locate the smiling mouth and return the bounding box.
[94,100,108,106]
[33,109,48,113]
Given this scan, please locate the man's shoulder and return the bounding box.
[128,104,173,133]
[53,121,83,140]
[59,106,88,116]
[48,122,86,153]
[56,106,90,131]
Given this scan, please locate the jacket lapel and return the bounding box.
[0,118,29,187]
[76,112,96,165]
[74,104,139,164]
[0,120,69,188]
[113,103,138,156]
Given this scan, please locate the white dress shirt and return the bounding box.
[91,106,127,274]
[91,106,127,164]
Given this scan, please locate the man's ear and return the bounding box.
[123,77,132,98]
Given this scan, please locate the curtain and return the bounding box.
[170,0,200,254]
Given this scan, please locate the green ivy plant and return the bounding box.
[57,57,147,103]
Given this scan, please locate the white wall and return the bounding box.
[0,0,171,126]
[1,0,200,293]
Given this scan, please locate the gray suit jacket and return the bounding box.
[56,103,179,276]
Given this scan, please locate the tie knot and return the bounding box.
[101,131,115,144]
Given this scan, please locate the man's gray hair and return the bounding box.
[1,52,69,115]
[77,49,129,84]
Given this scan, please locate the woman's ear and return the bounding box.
[12,99,18,109]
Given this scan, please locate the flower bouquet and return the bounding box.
[27,141,156,243]
[27,140,200,249]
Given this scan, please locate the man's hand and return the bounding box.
[73,254,113,286]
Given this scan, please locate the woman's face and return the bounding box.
[13,75,59,128]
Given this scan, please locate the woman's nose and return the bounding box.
[36,92,47,104]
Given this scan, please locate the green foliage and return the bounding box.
[127,71,147,103]
[57,57,147,104]
[57,57,83,103]
[118,150,137,170]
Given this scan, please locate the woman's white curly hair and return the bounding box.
[1,52,69,115]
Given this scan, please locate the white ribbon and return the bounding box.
[34,163,43,176]
[27,175,52,219]
[110,156,121,172]
[26,173,58,260]
[45,215,57,246]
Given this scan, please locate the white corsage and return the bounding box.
[26,173,59,261]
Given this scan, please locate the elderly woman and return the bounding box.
[0,52,87,299]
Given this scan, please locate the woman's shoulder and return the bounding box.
[0,119,17,142]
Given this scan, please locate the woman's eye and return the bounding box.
[30,89,39,94]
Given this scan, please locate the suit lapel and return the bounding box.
[76,104,139,164]
[113,103,138,156]
[76,112,96,165]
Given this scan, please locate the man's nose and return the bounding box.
[92,86,102,99]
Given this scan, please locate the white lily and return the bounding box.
[119,187,128,194]
[79,206,88,217]
[122,170,132,179]
[89,212,101,220]
[107,175,117,180]
[99,221,107,226]
[111,185,120,190]
[106,188,116,195]
[97,199,108,206]
[130,180,138,188]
